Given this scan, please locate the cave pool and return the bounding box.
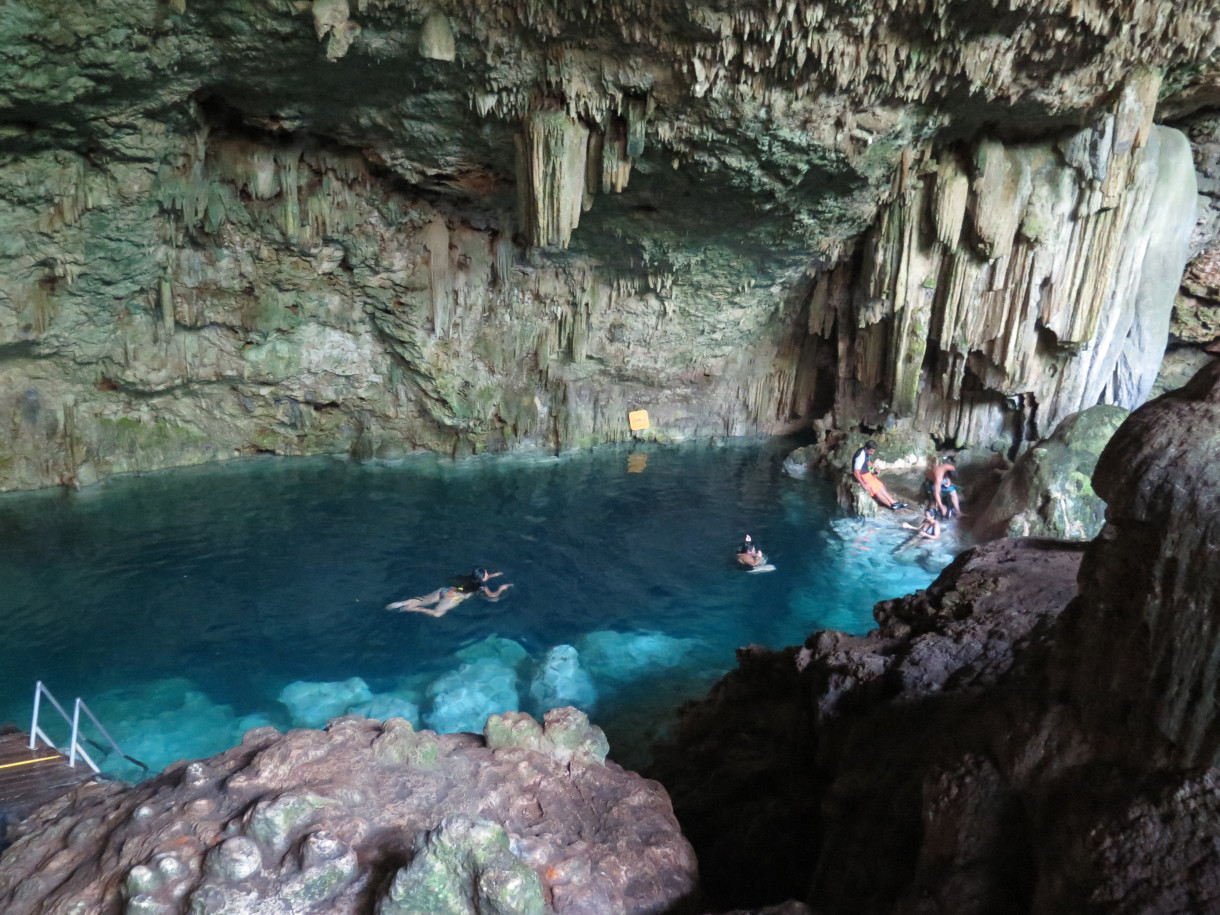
[0,439,959,780]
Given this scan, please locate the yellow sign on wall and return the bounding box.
[628,409,650,431]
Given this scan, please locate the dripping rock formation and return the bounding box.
[0,0,1218,489]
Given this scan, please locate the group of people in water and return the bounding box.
[387,440,961,615]
[852,439,963,549]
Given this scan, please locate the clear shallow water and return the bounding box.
[0,440,959,779]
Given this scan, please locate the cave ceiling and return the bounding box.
[0,0,1218,488]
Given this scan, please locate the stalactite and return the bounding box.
[27,277,56,336]
[969,139,1026,261]
[418,10,456,61]
[159,270,175,336]
[829,70,1196,450]
[493,235,515,287]
[623,95,648,158]
[517,108,589,248]
[931,156,968,249]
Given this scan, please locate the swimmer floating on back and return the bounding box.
[386,568,513,617]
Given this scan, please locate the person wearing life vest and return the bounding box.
[851,440,907,511]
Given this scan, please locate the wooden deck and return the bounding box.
[0,729,95,825]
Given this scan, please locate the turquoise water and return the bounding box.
[0,440,958,778]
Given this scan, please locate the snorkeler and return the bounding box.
[386,568,513,617]
[736,534,765,568]
[455,568,513,600]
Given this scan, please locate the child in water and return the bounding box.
[901,507,941,540]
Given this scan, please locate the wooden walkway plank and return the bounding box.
[0,730,95,823]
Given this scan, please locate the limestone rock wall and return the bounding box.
[0,117,815,491]
[1172,111,1220,355]
[0,0,1218,490]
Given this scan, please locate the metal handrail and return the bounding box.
[28,681,135,774]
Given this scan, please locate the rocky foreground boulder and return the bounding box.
[649,536,1085,911]
[0,708,697,915]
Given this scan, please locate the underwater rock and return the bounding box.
[348,693,421,728]
[574,629,698,684]
[527,644,596,716]
[424,658,521,734]
[0,714,696,915]
[278,677,373,728]
[90,678,248,781]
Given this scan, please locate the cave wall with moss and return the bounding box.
[1,0,1218,489]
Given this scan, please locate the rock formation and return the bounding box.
[0,708,698,915]
[1056,356,1220,770]
[650,537,1086,910]
[971,402,1127,541]
[0,1,1217,490]
[649,358,1220,913]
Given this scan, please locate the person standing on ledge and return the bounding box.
[926,456,962,518]
[852,440,907,511]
